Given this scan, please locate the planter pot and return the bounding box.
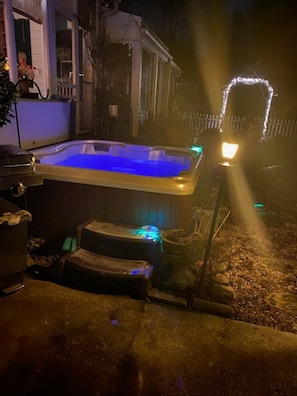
[162,229,205,262]
[161,229,205,288]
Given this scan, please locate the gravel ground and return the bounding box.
[206,163,297,335]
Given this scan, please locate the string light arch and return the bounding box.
[218,77,275,140]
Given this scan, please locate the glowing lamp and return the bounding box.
[222,142,238,160]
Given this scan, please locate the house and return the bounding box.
[0,0,181,148]
[103,9,182,138]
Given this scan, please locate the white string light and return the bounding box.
[218,77,274,140]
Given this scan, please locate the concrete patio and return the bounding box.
[0,274,297,396]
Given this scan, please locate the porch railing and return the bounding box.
[56,82,76,99]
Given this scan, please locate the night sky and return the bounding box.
[229,0,252,12]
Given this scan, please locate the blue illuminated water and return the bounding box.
[56,154,190,177]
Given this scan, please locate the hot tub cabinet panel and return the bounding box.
[27,180,195,236]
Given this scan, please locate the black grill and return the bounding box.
[0,145,42,192]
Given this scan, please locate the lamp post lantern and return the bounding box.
[196,141,238,296]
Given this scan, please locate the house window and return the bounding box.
[55,12,72,84]
[13,5,45,96]
[14,18,33,65]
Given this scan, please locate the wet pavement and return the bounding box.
[1,274,297,395]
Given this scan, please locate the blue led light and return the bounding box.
[135,225,160,241]
[130,269,142,275]
[62,236,77,251]
[190,145,203,154]
[254,203,264,208]
[62,236,72,251]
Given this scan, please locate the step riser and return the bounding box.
[60,248,153,299]
[62,262,151,299]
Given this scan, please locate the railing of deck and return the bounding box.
[56,83,76,99]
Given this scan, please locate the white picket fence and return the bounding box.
[180,112,297,140]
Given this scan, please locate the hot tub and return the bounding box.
[27,140,204,236]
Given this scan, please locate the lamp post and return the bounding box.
[196,141,238,296]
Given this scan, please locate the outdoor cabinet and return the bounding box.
[0,198,31,294]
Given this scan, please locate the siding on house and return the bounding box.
[29,19,46,96]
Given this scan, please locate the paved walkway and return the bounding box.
[1,275,297,395]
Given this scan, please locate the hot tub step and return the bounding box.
[77,219,162,268]
[60,248,153,299]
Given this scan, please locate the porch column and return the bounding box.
[42,0,56,97]
[164,60,172,116]
[3,0,17,82]
[130,40,141,137]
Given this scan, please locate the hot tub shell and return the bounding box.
[28,140,204,236]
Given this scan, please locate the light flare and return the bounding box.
[226,164,273,257]
[188,1,230,114]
